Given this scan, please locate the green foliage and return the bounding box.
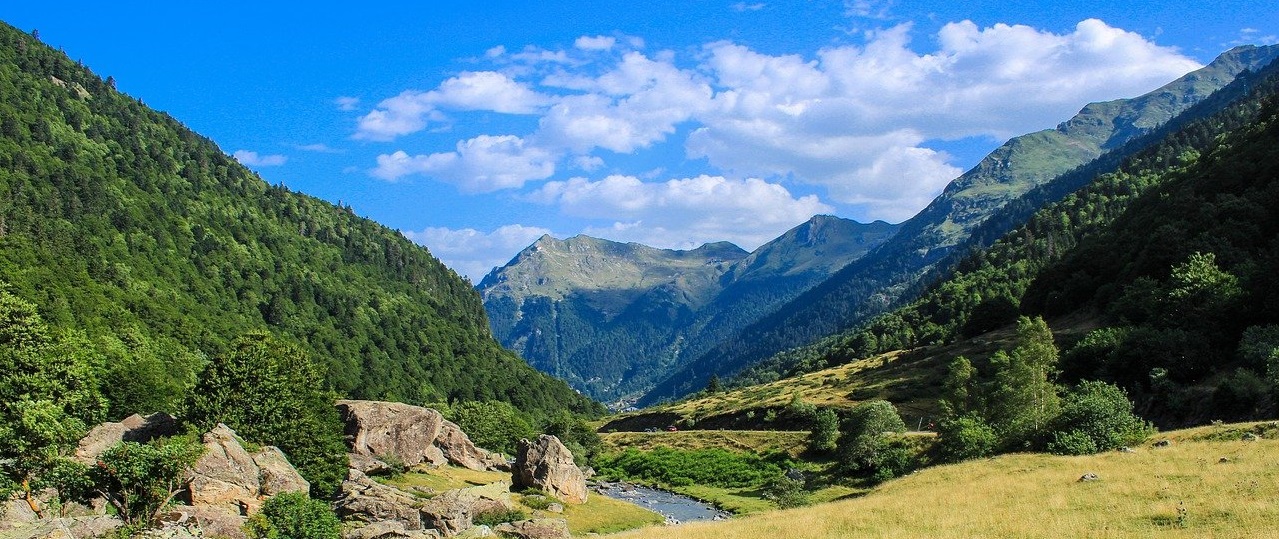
[807,408,840,455]
[90,437,203,526]
[595,447,789,488]
[836,400,906,478]
[0,287,105,507]
[987,317,1061,448]
[519,492,555,510]
[472,507,530,527]
[763,474,810,508]
[1048,381,1152,454]
[1211,369,1272,421]
[936,414,997,462]
[541,411,602,465]
[449,400,534,456]
[0,22,601,422]
[243,492,341,539]
[185,332,346,497]
[939,356,977,417]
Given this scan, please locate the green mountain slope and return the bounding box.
[479,216,898,403]
[639,44,1279,406]
[735,52,1279,426]
[0,22,601,419]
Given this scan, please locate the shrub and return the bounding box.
[807,409,840,455]
[473,507,529,527]
[519,492,554,511]
[449,400,533,456]
[244,492,341,539]
[1048,381,1152,454]
[836,400,906,476]
[936,414,997,462]
[763,474,810,509]
[1046,430,1098,456]
[91,438,204,526]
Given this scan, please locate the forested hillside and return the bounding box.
[0,23,600,419]
[640,44,1279,406]
[736,53,1279,426]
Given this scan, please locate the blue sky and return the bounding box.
[3,1,1275,281]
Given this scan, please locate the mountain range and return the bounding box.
[478,44,1279,407]
[479,216,898,405]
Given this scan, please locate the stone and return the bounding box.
[253,446,310,496]
[492,519,570,539]
[1153,439,1172,448]
[418,490,474,536]
[1,495,41,530]
[4,516,122,539]
[435,420,507,472]
[544,503,564,514]
[164,505,249,539]
[335,469,426,531]
[350,453,395,475]
[73,412,178,464]
[1218,457,1231,463]
[1243,432,1260,441]
[187,424,261,514]
[511,435,587,505]
[338,400,445,467]
[342,520,443,539]
[1078,473,1100,482]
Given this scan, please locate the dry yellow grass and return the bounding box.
[609,423,1279,539]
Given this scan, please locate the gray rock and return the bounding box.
[492,519,570,539]
[1153,439,1172,448]
[1078,473,1100,482]
[163,505,248,539]
[335,469,426,530]
[342,520,443,539]
[544,503,563,514]
[338,400,445,468]
[511,436,587,505]
[73,412,178,464]
[1243,432,1260,441]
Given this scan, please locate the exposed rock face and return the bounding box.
[0,515,121,539]
[73,412,178,464]
[337,471,518,538]
[186,424,309,515]
[335,469,426,530]
[337,400,505,472]
[435,420,508,472]
[339,400,445,467]
[492,519,571,539]
[162,505,251,539]
[511,435,587,504]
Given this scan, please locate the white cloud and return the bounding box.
[732,3,766,12]
[334,96,360,111]
[353,72,547,141]
[233,150,288,167]
[529,174,832,250]
[371,135,557,191]
[403,224,553,282]
[575,35,617,51]
[1230,28,1279,46]
[359,18,1201,222]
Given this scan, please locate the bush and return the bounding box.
[473,507,529,527]
[936,414,997,462]
[519,492,554,510]
[1048,381,1152,454]
[836,400,906,476]
[1046,430,1099,456]
[449,400,534,456]
[244,492,341,539]
[594,447,788,488]
[807,409,840,455]
[91,438,204,526]
[763,474,809,508]
[1212,369,1272,421]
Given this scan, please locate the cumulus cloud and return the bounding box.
[529,174,832,249]
[233,150,288,167]
[360,18,1201,222]
[403,224,553,282]
[354,72,548,140]
[575,35,617,51]
[371,135,557,191]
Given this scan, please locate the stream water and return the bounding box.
[593,482,733,524]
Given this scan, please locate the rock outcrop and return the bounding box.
[337,400,505,472]
[492,519,571,539]
[73,412,179,464]
[336,470,518,538]
[185,424,310,516]
[511,435,587,504]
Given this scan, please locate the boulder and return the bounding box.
[2,515,122,539]
[73,412,178,464]
[253,446,310,496]
[187,424,262,514]
[349,453,395,475]
[342,520,442,539]
[492,519,570,539]
[162,505,249,539]
[338,400,445,467]
[434,420,507,472]
[335,469,426,531]
[511,436,587,505]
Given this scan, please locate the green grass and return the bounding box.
[557,493,666,535]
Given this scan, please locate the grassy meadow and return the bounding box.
[608,422,1279,539]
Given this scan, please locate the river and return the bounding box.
[593,481,733,524]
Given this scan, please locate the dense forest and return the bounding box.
[0,22,601,420]
[735,54,1279,426]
